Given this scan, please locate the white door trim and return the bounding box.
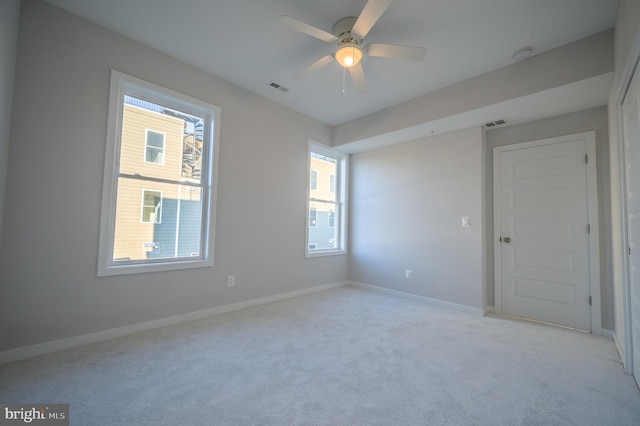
[612,40,640,376]
[493,131,602,334]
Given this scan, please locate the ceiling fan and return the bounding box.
[278,0,426,93]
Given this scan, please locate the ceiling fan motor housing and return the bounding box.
[333,16,361,46]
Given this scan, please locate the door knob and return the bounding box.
[503,237,511,243]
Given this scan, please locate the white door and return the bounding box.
[623,61,640,386]
[496,136,592,331]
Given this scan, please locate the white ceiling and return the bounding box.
[43,0,618,127]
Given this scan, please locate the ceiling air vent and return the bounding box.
[268,81,289,93]
[483,119,506,128]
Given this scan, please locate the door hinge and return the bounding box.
[587,223,590,234]
[629,246,632,256]
[589,296,592,306]
[499,236,502,242]
[585,154,589,164]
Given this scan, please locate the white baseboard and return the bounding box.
[349,281,486,316]
[483,306,495,316]
[601,328,629,372]
[0,281,349,365]
[601,329,615,340]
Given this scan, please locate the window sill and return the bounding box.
[305,249,347,258]
[97,258,213,277]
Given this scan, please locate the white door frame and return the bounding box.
[615,44,640,376]
[493,132,602,335]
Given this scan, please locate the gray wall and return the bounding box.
[348,108,613,329]
[0,0,347,352]
[0,0,20,247]
[349,127,486,310]
[486,106,613,329]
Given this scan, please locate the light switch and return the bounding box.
[462,217,471,227]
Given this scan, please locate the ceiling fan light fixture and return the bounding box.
[335,45,363,68]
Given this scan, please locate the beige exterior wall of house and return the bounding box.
[310,156,336,202]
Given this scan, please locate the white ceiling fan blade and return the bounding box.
[293,55,334,80]
[278,16,337,43]
[348,63,367,93]
[365,43,426,61]
[352,0,393,39]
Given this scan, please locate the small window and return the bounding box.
[309,207,317,227]
[306,142,348,257]
[98,70,220,276]
[144,130,165,164]
[141,190,162,223]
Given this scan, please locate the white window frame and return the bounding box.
[310,169,318,190]
[305,141,348,257]
[97,70,220,276]
[144,129,165,165]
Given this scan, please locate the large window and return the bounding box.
[306,142,348,257]
[98,70,220,276]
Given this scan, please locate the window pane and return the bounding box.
[113,177,203,261]
[120,96,204,184]
[308,200,338,250]
[310,152,337,202]
[146,130,164,148]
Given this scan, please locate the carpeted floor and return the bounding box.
[1,286,639,425]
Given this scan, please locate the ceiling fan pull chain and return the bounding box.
[342,67,347,94]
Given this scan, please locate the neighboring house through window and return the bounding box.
[98,70,220,276]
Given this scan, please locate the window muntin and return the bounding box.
[144,130,165,164]
[98,71,219,276]
[306,143,347,256]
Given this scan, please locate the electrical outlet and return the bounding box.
[405,269,413,280]
[227,275,236,287]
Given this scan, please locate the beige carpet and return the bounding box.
[1,286,639,425]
